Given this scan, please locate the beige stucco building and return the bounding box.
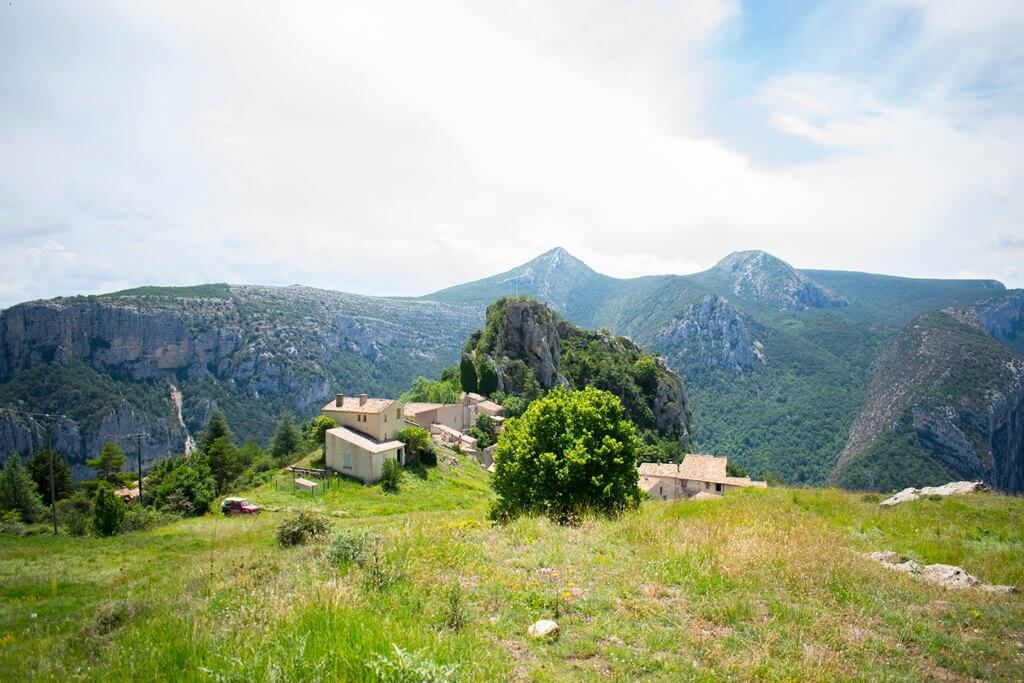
[322,394,406,484]
[639,455,767,501]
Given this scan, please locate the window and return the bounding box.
[715,483,722,492]
[343,452,352,470]
[704,482,710,489]
[396,408,400,419]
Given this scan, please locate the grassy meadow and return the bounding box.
[1,451,1022,681]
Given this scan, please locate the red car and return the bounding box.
[220,497,262,516]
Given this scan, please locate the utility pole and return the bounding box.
[136,433,144,501]
[46,421,57,535]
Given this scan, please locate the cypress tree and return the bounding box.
[459,355,478,393]
[478,362,499,396]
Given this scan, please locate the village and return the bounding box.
[307,390,766,500]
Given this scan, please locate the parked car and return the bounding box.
[220,497,262,516]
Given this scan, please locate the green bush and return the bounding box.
[58,493,93,537]
[123,505,178,533]
[490,386,642,523]
[147,457,217,516]
[91,486,126,537]
[396,426,436,466]
[0,510,26,536]
[380,458,401,494]
[275,509,331,547]
[326,527,374,567]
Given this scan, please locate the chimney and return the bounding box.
[335,393,345,407]
[359,393,368,406]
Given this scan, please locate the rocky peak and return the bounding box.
[710,250,847,311]
[657,295,765,373]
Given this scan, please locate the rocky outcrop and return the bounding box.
[864,551,1017,593]
[709,251,847,311]
[878,481,989,507]
[656,296,764,373]
[976,290,1024,349]
[480,298,562,389]
[833,308,1024,492]
[466,298,691,447]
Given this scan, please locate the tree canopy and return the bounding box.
[26,449,74,502]
[490,387,642,523]
[86,442,127,486]
[459,355,478,393]
[0,453,46,523]
[197,409,234,453]
[270,412,303,460]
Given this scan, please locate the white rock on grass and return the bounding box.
[528,619,560,638]
[879,481,989,507]
[864,551,1018,593]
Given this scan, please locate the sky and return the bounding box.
[2,0,1023,307]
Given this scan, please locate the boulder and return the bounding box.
[864,550,1017,593]
[527,619,560,638]
[879,481,989,507]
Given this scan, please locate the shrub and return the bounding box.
[0,510,26,536]
[58,492,93,537]
[397,427,436,466]
[123,505,178,532]
[380,458,401,494]
[490,386,642,523]
[326,527,374,567]
[361,550,404,592]
[92,486,126,537]
[442,583,468,631]
[276,509,331,547]
[149,457,217,516]
[369,644,460,683]
[0,453,46,523]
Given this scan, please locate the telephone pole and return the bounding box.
[46,422,57,535]
[136,433,144,500]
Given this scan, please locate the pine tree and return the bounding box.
[26,449,74,502]
[459,355,478,393]
[86,442,127,486]
[91,486,126,537]
[197,409,234,453]
[0,452,46,523]
[270,412,303,460]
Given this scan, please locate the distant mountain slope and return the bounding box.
[0,285,480,474]
[427,248,1016,486]
[833,307,1024,492]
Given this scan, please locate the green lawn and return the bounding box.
[1,456,1022,681]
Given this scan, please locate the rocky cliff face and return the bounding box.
[976,290,1024,353]
[0,286,479,473]
[833,307,1024,492]
[468,298,691,446]
[656,295,764,373]
[708,251,847,311]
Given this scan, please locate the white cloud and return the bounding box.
[0,0,1022,308]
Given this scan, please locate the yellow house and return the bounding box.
[638,455,767,501]
[321,393,406,484]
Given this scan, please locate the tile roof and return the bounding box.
[326,426,403,453]
[403,402,443,416]
[323,396,396,414]
[638,455,768,489]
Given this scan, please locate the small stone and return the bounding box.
[528,619,559,638]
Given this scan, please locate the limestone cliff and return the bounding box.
[465,298,691,447]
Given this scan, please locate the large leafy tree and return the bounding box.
[148,457,217,516]
[86,442,128,486]
[197,409,234,453]
[309,416,337,457]
[26,449,74,502]
[270,412,303,460]
[490,387,642,522]
[0,452,46,523]
[459,355,478,393]
[396,426,436,466]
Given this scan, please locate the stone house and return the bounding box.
[321,393,406,484]
[638,455,767,501]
